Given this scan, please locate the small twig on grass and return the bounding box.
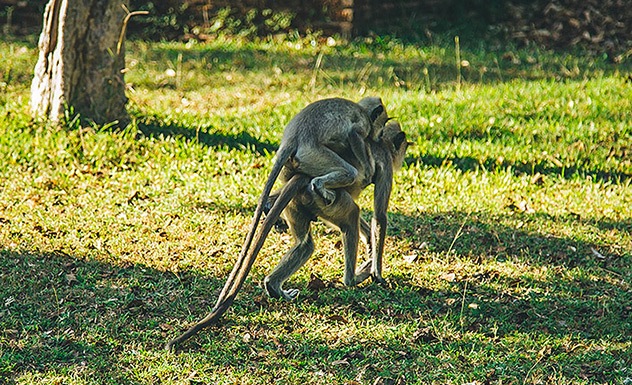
[422,67,431,93]
[309,51,324,91]
[447,212,470,256]
[459,280,468,329]
[455,36,461,90]
[117,5,149,56]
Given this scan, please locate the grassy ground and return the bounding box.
[1,33,631,384]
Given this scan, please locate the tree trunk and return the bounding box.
[30,0,130,126]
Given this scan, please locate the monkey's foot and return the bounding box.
[372,274,387,285]
[309,181,336,205]
[281,288,300,300]
[264,279,300,300]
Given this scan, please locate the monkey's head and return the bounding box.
[382,120,408,172]
[357,96,389,140]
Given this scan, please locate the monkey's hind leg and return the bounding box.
[295,146,359,206]
[264,203,315,300]
[315,190,362,287]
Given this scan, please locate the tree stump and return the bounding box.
[30,0,130,125]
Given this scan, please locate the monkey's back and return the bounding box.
[281,98,371,149]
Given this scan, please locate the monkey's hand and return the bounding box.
[263,195,289,233]
[368,164,376,184]
[361,164,375,188]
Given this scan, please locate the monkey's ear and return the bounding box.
[370,105,384,122]
[393,132,406,149]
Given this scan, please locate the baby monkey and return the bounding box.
[276,96,386,204]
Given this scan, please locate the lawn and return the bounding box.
[1,32,631,384]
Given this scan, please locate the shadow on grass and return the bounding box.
[407,153,632,184]
[343,210,631,343]
[135,115,277,156]
[135,42,630,91]
[0,248,225,381]
[2,209,630,382]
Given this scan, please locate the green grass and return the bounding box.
[1,33,631,384]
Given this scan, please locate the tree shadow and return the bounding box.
[407,153,632,183]
[337,209,631,342]
[135,115,276,156]
[131,42,629,92]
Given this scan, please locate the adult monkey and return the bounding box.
[265,120,408,299]
[223,96,388,302]
[165,121,408,351]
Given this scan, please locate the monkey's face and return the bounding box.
[358,96,389,138]
[383,120,408,171]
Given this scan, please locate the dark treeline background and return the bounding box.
[2,0,630,56]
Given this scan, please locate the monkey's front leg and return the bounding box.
[340,209,360,287]
[369,163,393,285]
[352,218,374,285]
[369,214,388,285]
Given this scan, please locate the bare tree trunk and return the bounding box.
[30,0,130,126]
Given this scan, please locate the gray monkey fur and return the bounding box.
[164,101,402,351]
[238,97,387,270]
[287,97,385,204]
[264,120,408,300]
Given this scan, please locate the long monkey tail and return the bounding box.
[165,173,310,351]
[218,145,294,302]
